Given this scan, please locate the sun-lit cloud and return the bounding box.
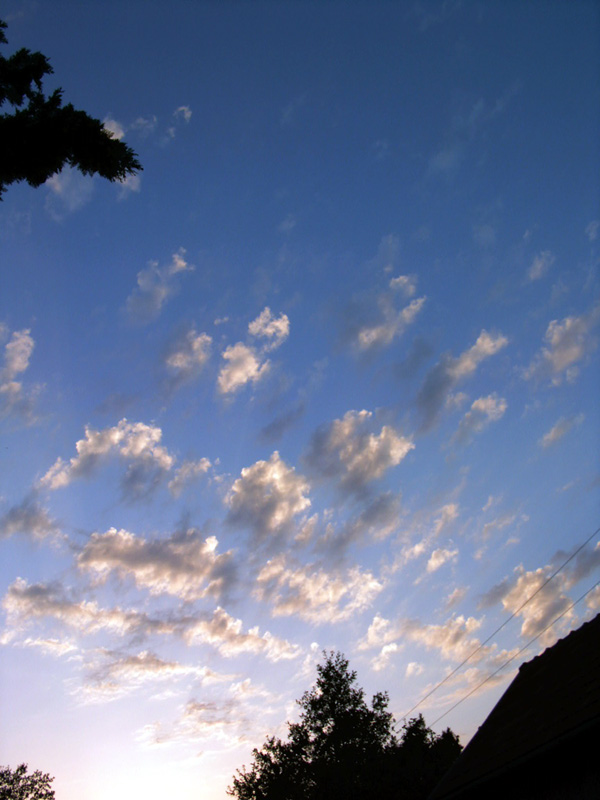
[524,305,600,385]
[126,248,194,324]
[0,326,37,421]
[356,296,426,351]
[168,458,211,497]
[248,307,290,351]
[2,578,173,639]
[426,546,459,573]
[451,393,507,445]
[164,328,212,392]
[182,606,301,661]
[217,342,270,394]
[40,419,175,500]
[78,527,236,602]
[226,451,311,542]
[304,409,414,496]
[538,413,585,448]
[417,330,508,431]
[255,554,383,624]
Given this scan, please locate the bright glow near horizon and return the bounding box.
[0,2,599,800]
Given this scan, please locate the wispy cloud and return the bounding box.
[304,409,414,497]
[126,248,194,324]
[40,419,175,501]
[538,413,585,448]
[524,305,599,385]
[0,326,37,421]
[417,330,508,431]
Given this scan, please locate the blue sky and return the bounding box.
[1,2,599,799]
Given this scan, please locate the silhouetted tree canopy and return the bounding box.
[0,764,55,800]
[228,651,461,800]
[0,18,141,198]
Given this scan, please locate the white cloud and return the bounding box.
[305,409,414,495]
[405,661,424,678]
[0,327,36,420]
[40,419,175,500]
[165,329,212,391]
[168,458,211,497]
[3,578,173,639]
[45,167,95,219]
[389,274,417,297]
[126,248,193,324]
[357,296,426,351]
[426,547,459,573]
[217,343,270,394]
[418,330,508,430]
[248,307,290,351]
[182,606,301,661]
[452,393,507,445]
[226,451,310,541]
[527,250,555,282]
[102,116,125,140]
[255,554,383,624]
[78,527,235,601]
[539,413,585,448]
[524,306,600,385]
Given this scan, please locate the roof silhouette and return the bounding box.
[429,612,600,799]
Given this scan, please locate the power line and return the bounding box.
[430,576,600,727]
[402,524,600,720]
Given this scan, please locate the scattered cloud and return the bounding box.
[255,554,383,624]
[168,458,211,497]
[527,250,555,282]
[0,493,59,540]
[356,296,426,352]
[182,606,301,661]
[164,328,212,392]
[426,546,459,573]
[451,393,507,445]
[45,167,95,219]
[218,342,270,394]
[217,307,289,395]
[585,220,599,242]
[78,527,236,602]
[226,451,311,543]
[539,413,585,448]
[524,306,600,385]
[126,248,194,324]
[248,307,290,351]
[304,409,414,496]
[40,419,175,500]
[417,330,508,431]
[102,116,125,140]
[0,326,37,420]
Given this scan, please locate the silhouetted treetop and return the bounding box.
[228,651,461,800]
[0,763,55,800]
[0,18,141,198]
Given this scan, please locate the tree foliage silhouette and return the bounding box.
[0,18,141,198]
[228,651,461,800]
[0,764,55,800]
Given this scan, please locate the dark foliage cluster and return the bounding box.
[0,19,141,198]
[0,764,54,800]
[228,651,462,800]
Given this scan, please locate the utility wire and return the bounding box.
[402,524,600,720]
[430,575,600,727]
